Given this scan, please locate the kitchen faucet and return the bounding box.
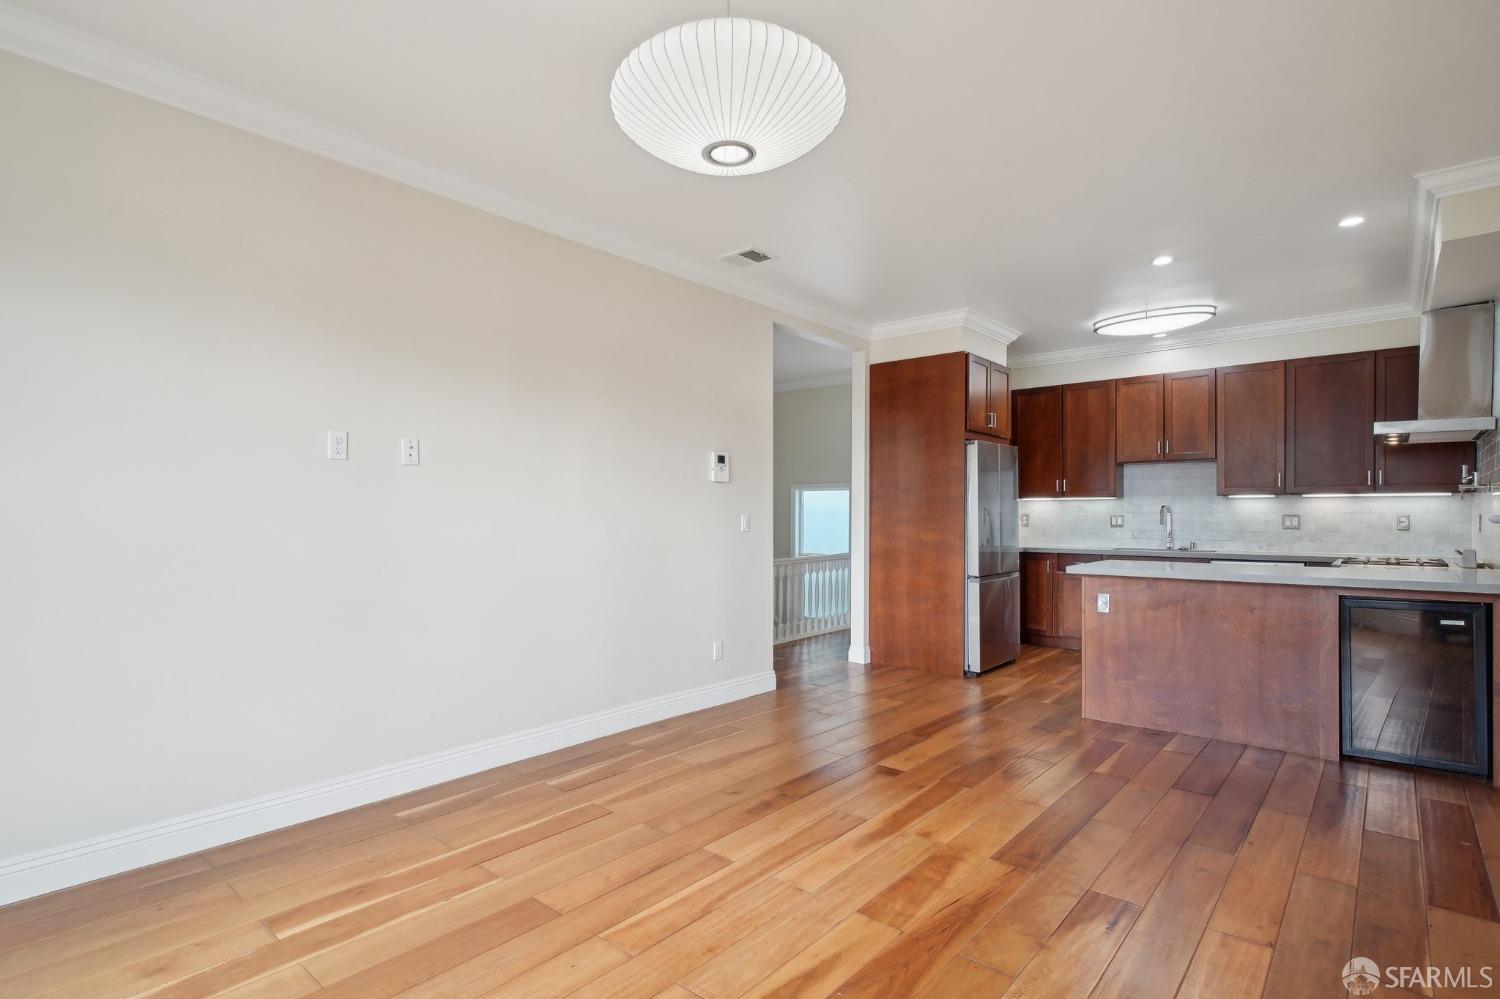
[1160,505,1173,551]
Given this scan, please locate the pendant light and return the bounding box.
[610,15,846,176]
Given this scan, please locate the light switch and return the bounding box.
[327,430,348,460]
[740,514,751,533]
[1109,515,1125,528]
[1097,593,1110,613]
[1282,514,1301,530]
[401,438,420,466]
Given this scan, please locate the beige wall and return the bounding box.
[773,384,854,558]
[1010,317,1419,388]
[0,52,846,863]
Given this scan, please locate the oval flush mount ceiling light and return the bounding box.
[610,18,845,176]
[1338,215,1366,227]
[1152,255,1173,266]
[1093,305,1218,337]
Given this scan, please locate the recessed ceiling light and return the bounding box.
[1338,215,1365,228]
[1152,255,1173,266]
[1094,305,1217,337]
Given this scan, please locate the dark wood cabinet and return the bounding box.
[1374,346,1475,491]
[1053,554,1100,640]
[1216,361,1286,495]
[1115,374,1164,463]
[1016,382,1116,498]
[1014,387,1064,498]
[1285,352,1376,494]
[1163,369,1217,460]
[1021,553,1054,636]
[966,356,1012,437]
[1114,370,1217,464]
[1020,551,1100,648]
[1061,380,1118,497]
[870,351,1013,675]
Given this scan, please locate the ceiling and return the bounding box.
[6,0,1500,357]
[774,326,850,392]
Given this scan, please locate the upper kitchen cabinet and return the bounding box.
[1114,369,1216,463]
[1115,374,1164,462]
[1285,352,1376,493]
[1163,369,1217,460]
[1014,386,1064,498]
[1061,380,1118,497]
[965,355,1012,438]
[1374,346,1476,491]
[1217,361,1285,494]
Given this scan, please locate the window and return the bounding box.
[792,484,851,556]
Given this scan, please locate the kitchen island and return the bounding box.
[1069,559,1500,782]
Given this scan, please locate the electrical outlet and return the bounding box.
[1109,515,1125,528]
[1282,514,1301,530]
[1020,512,1030,527]
[327,430,348,460]
[1097,593,1110,613]
[401,438,420,466]
[1396,514,1411,531]
[711,641,724,662]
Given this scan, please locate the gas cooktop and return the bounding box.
[1336,556,1450,567]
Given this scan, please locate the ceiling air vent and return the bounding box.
[720,247,774,266]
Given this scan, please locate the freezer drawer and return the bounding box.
[966,573,1020,675]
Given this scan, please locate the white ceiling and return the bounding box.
[6,0,1500,357]
[774,326,850,392]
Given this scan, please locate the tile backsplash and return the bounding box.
[1020,461,1476,557]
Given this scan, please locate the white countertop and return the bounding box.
[1067,558,1500,595]
[1021,546,1342,564]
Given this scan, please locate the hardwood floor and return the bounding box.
[4,635,1499,997]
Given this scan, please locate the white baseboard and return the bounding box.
[848,644,872,663]
[0,671,776,908]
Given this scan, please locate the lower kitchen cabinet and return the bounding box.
[1021,552,1100,649]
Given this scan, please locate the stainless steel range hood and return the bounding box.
[1374,301,1498,444]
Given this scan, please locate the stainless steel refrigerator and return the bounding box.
[965,441,1021,676]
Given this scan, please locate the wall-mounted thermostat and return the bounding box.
[709,451,730,483]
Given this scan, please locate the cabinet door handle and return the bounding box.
[1277,471,1283,489]
[1165,439,1170,455]
[1062,479,1068,493]
[1157,440,1162,455]
[988,412,996,428]
[1367,469,1372,486]
[1378,469,1383,487]
[1055,479,1060,493]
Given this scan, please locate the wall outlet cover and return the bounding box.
[327,430,348,460]
[1097,593,1110,613]
[1020,512,1030,527]
[401,438,420,465]
[1282,514,1301,530]
[1109,515,1125,528]
[1396,514,1411,531]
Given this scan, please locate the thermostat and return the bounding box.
[709,451,730,483]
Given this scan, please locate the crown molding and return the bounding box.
[0,4,870,339]
[1008,303,1417,370]
[774,373,853,393]
[869,308,1023,345]
[1407,155,1500,312]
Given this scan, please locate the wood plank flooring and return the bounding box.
[4,633,1499,997]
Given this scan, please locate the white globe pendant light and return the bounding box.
[611,18,846,176]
